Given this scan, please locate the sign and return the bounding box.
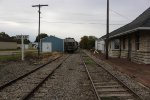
[16,35,29,61]
[16,35,29,39]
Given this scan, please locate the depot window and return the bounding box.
[113,39,120,50]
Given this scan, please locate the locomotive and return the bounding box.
[64,38,78,53]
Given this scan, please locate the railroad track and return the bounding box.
[0,55,70,100]
[80,53,142,100]
[0,56,62,91]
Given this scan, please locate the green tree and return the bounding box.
[87,36,97,49]
[0,32,16,42]
[0,32,10,38]
[0,32,11,42]
[35,33,48,42]
[11,36,30,44]
[0,32,31,43]
[79,36,97,49]
[16,39,30,44]
[80,36,88,49]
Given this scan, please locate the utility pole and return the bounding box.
[32,4,48,58]
[106,0,109,59]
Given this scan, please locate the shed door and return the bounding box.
[42,42,52,52]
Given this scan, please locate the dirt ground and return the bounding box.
[91,51,150,88]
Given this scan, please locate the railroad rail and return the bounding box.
[80,52,142,100]
[0,56,62,91]
[0,55,69,100]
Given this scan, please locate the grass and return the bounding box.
[0,55,21,61]
[0,49,20,51]
[0,51,60,62]
[84,56,94,65]
[25,51,60,59]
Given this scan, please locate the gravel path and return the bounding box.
[30,53,96,100]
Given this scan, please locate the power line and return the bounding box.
[0,20,126,25]
[42,21,125,25]
[110,9,131,20]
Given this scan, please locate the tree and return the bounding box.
[0,32,11,42]
[35,33,48,42]
[16,39,30,44]
[87,36,97,49]
[0,32,16,42]
[11,36,30,44]
[80,36,89,49]
[0,32,30,44]
[79,36,97,49]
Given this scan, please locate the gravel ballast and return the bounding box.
[0,56,57,86]
[84,50,150,100]
[0,55,67,100]
[30,53,96,100]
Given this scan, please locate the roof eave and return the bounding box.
[109,27,150,39]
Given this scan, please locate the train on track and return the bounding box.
[64,38,78,53]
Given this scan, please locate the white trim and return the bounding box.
[109,28,139,38]
[138,27,150,30]
[107,27,150,39]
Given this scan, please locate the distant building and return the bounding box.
[0,42,17,50]
[17,44,29,50]
[29,42,38,49]
[97,7,150,64]
[95,37,105,53]
[41,35,64,52]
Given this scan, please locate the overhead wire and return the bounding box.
[0,9,131,26]
[0,20,126,25]
[41,20,126,25]
[110,9,132,21]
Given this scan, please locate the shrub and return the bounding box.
[25,51,38,59]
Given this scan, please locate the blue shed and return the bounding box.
[41,35,64,52]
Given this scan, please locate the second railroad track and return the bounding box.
[81,52,142,100]
[0,54,70,100]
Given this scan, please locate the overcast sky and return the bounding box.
[0,0,149,42]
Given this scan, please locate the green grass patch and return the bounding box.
[83,57,94,65]
[0,49,19,51]
[0,55,21,61]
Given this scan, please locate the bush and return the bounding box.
[25,51,38,59]
[40,52,52,58]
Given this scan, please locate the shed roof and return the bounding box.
[103,7,150,39]
[41,35,63,41]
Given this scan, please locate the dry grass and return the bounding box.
[25,51,62,60]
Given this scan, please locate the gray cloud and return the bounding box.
[0,0,149,42]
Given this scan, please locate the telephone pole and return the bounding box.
[106,0,109,59]
[32,4,48,58]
